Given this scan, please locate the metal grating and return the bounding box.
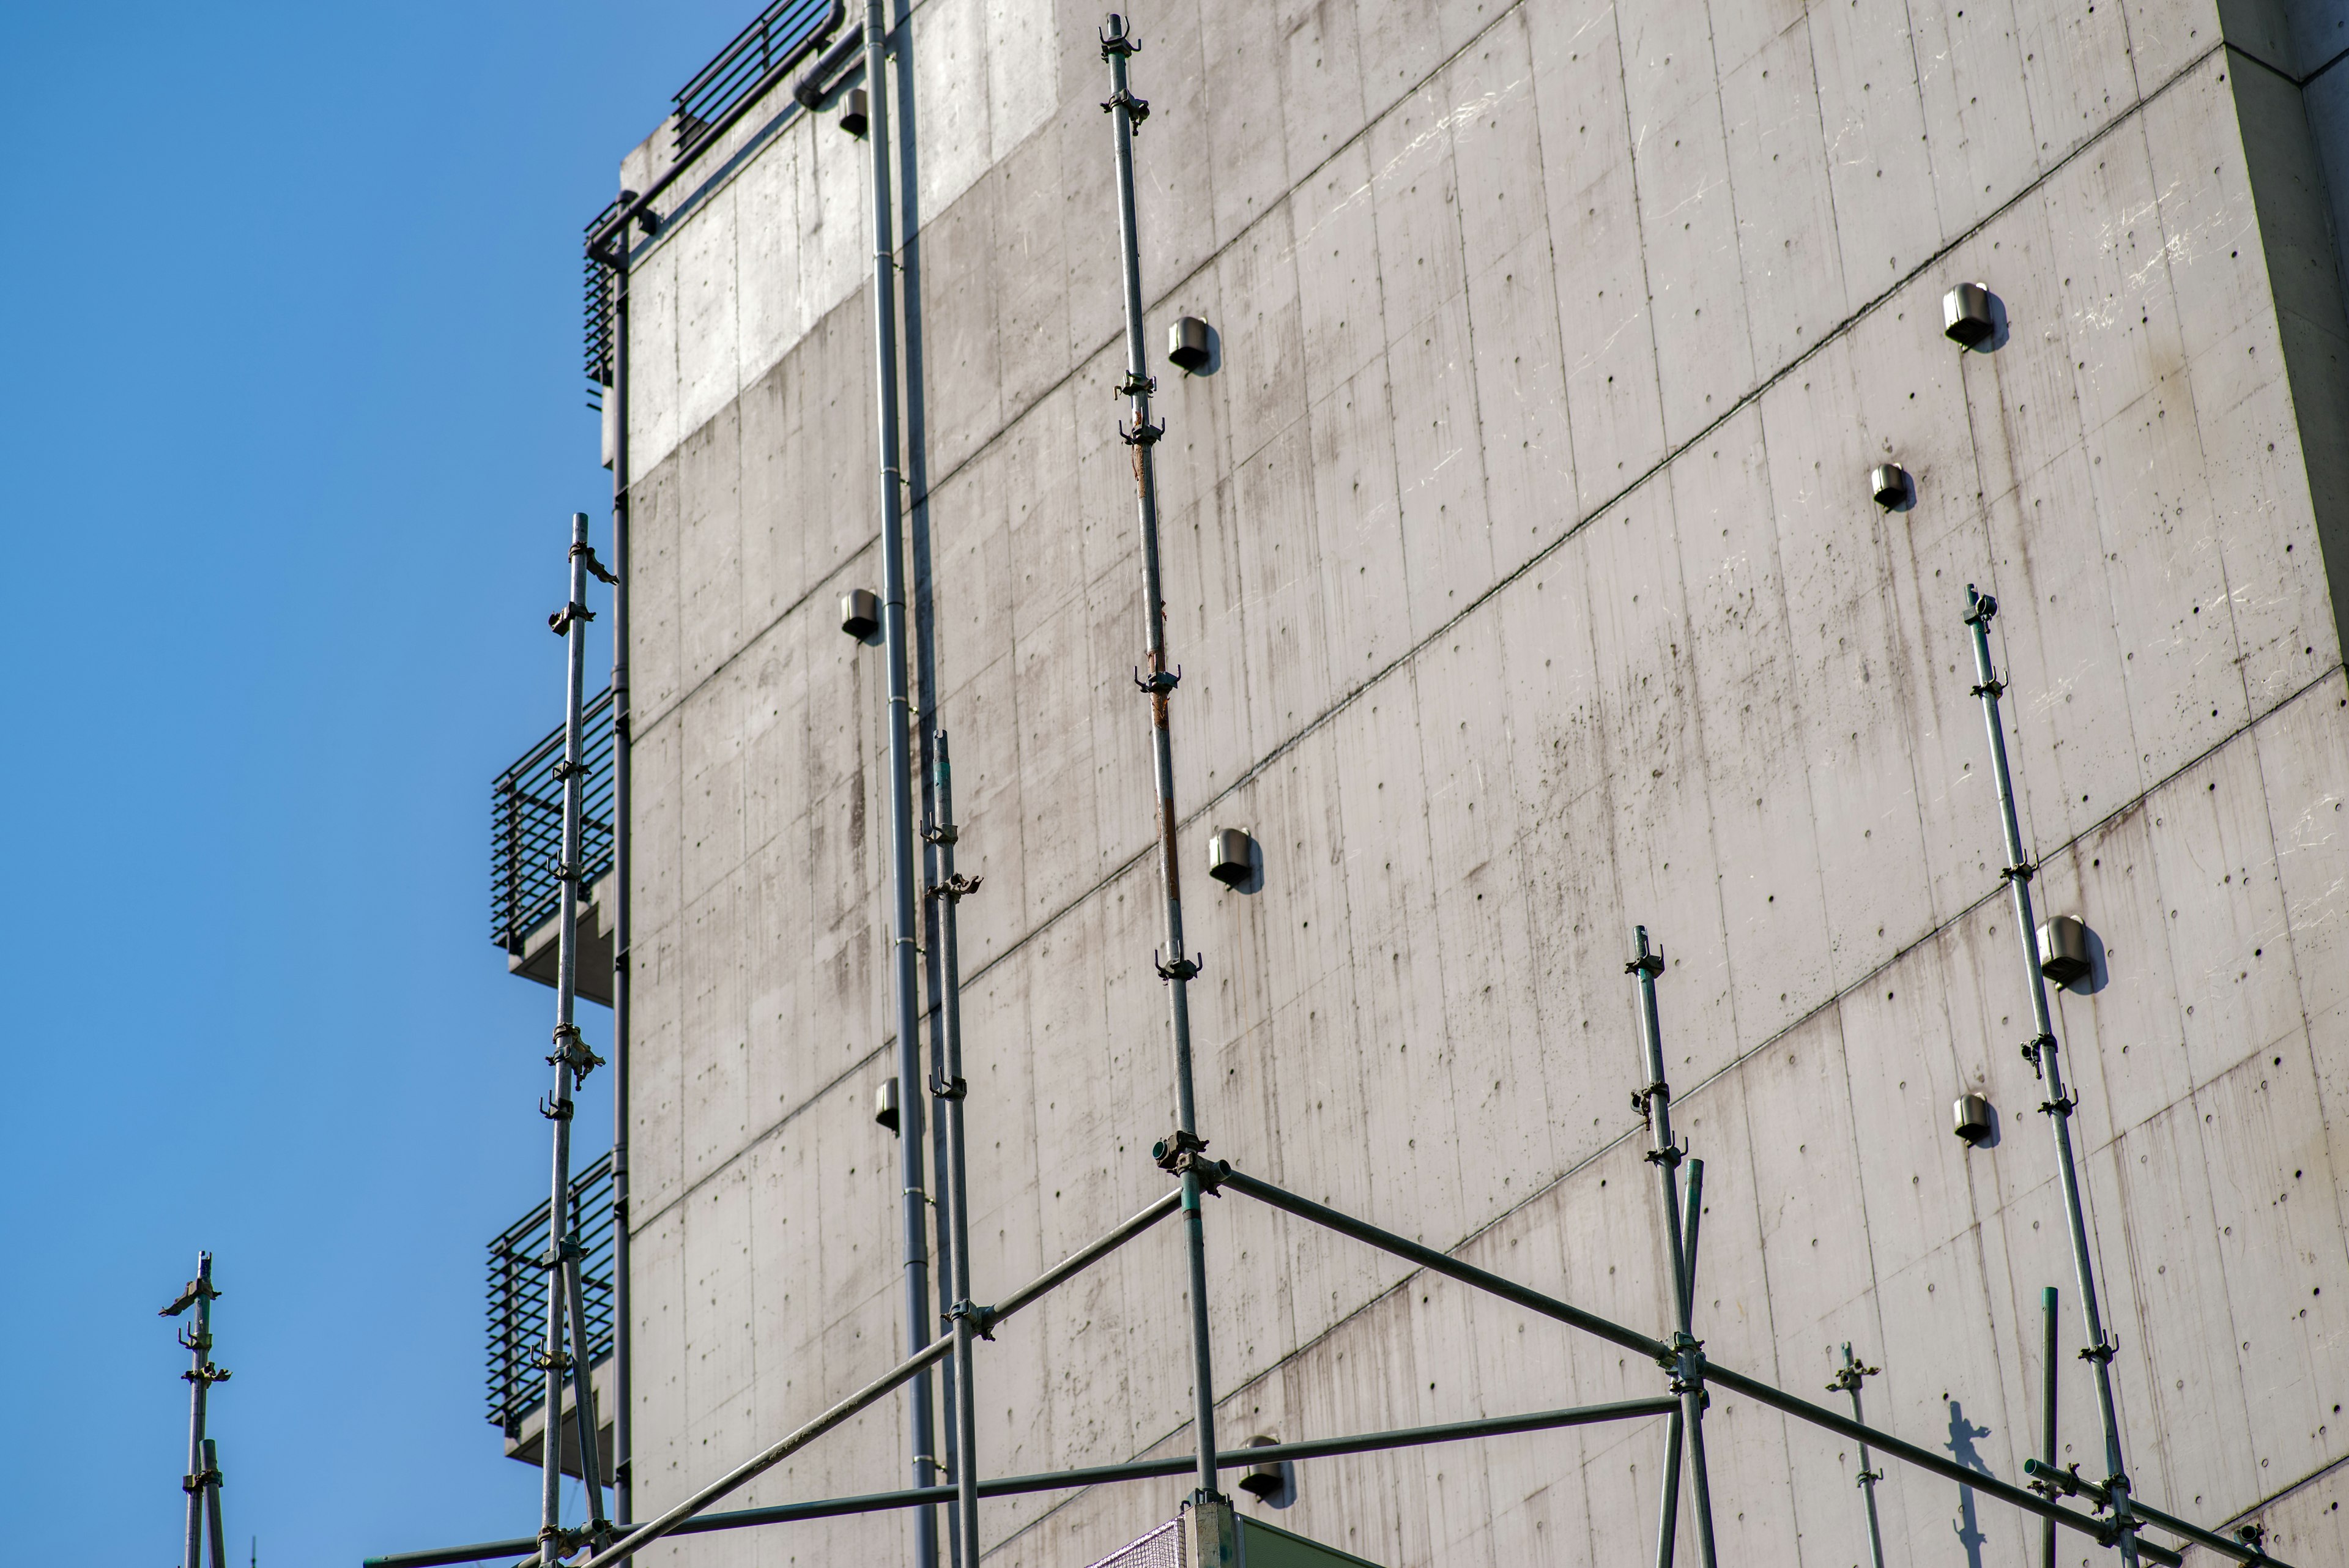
[671,0,837,157]
[583,251,617,409]
[485,1151,618,1433]
[490,686,616,952]
[1082,1519,1183,1568]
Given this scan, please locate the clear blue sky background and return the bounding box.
[0,4,761,1560]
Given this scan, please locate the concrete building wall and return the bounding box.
[608,1,2349,1563]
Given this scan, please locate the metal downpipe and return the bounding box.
[864,2,939,1560]
[606,259,636,1556]
[1100,10,1219,1504]
[1963,587,2138,1567]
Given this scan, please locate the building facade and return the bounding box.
[588,0,2349,1562]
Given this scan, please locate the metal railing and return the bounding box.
[486,1151,618,1435]
[670,0,837,156]
[491,686,615,952]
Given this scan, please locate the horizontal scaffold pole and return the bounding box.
[1220,1165,2274,1568]
[365,1395,1680,1568]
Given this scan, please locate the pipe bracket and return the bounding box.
[1154,948,1202,981]
[1118,418,1164,446]
[549,601,597,635]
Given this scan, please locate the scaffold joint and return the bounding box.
[1135,665,1181,694]
[1963,588,2000,626]
[2021,1033,2051,1077]
[929,1074,968,1101]
[1155,948,1202,981]
[571,542,619,585]
[927,872,984,902]
[1119,417,1164,446]
[1100,87,1151,122]
[2040,1093,2078,1117]
[549,601,596,635]
[950,1299,997,1340]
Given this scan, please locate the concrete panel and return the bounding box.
[1720,20,1850,378]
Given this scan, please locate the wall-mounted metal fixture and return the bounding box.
[841,589,880,639]
[1943,283,1994,348]
[840,87,869,137]
[2036,915,2090,985]
[1869,463,1912,510]
[874,1077,899,1133]
[1237,1435,1296,1507]
[1953,1093,1992,1145]
[1207,827,1255,887]
[1168,316,1212,373]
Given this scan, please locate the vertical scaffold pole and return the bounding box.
[163,1252,229,1568]
[863,1,940,1561]
[603,240,637,1559]
[929,731,983,1568]
[1629,928,1717,1568]
[1962,586,2139,1566]
[2039,1285,2061,1568]
[202,1438,228,1568]
[1827,1345,1887,1568]
[541,512,612,1560]
[1100,10,1220,1506]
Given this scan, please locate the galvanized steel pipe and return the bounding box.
[1099,10,1221,1505]
[861,0,940,1561]
[1963,586,2139,1566]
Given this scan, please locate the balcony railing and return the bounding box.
[670,0,838,157]
[484,1151,617,1435]
[490,687,615,953]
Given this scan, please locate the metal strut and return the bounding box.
[1101,7,1221,1507]
[861,1,941,1560]
[539,513,610,1563]
[1827,1345,1887,1568]
[1628,927,1718,1568]
[164,1251,231,1568]
[1963,587,2140,1567]
[932,732,982,1568]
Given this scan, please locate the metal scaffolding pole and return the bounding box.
[1826,1345,1886,1568]
[1099,10,1221,1506]
[540,512,612,1561]
[928,731,982,1568]
[2038,1285,2061,1568]
[861,1,940,1561]
[163,1252,229,1568]
[1629,928,1718,1568]
[602,245,636,1557]
[1962,586,2139,1566]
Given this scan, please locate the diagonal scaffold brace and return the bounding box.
[163,1251,232,1568]
[535,513,614,1564]
[1628,927,1718,1568]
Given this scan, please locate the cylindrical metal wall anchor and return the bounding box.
[1954,1093,1992,1145]
[875,1077,900,1132]
[1869,464,1911,510]
[842,589,881,639]
[2036,915,2090,984]
[1944,282,1994,347]
[1206,827,1253,886]
[1168,316,1212,372]
[841,86,869,136]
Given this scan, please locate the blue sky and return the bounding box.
[0,3,758,1559]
